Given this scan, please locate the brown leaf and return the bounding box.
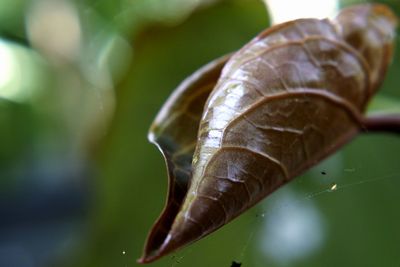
[139,54,230,263]
[334,4,398,93]
[139,4,397,263]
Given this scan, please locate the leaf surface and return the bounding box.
[140,4,398,263]
[140,54,230,262]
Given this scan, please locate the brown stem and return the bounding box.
[361,114,400,134]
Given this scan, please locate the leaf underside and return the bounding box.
[141,54,231,262]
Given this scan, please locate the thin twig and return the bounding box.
[361,114,400,134]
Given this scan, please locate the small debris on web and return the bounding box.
[321,171,327,175]
[231,261,242,267]
[329,183,338,191]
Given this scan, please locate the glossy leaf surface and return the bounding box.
[140,4,397,263]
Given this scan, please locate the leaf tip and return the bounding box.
[137,233,179,264]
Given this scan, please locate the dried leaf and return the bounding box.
[140,54,230,263]
[139,4,397,263]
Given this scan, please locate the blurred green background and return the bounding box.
[0,0,399,266]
